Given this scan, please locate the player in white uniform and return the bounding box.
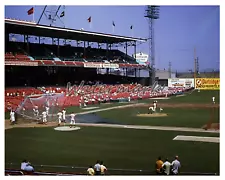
[148,106,155,114]
[42,111,47,124]
[57,111,63,126]
[45,106,49,116]
[212,97,215,104]
[33,106,39,117]
[70,113,76,128]
[153,101,157,111]
[62,108,66,122]
[10,110,15,125]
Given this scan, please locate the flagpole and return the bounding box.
[132,29,134,37]
[112,25,114,34]
[64,5,66,28]
[90,21,92,30]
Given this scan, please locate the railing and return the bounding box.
[5,163,218,176]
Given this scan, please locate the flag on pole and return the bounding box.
[87,16,91,23]
[27,7,34,15]
[60,11,65,17]
[112,21,115,33]
[130,25,134,36]
[87,16,92,29]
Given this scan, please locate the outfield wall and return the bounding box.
[168,78,220,90]
[168,78,195,88]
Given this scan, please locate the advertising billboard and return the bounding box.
[168,78,195,88]
[134,52,148,65]
[195,78,220,90]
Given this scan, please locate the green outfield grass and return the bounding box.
[5,126,219,175]
[156,90,220,104]
[96,107,219,128]
[5,90,220,175]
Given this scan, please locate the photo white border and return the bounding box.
[2,1,223,180]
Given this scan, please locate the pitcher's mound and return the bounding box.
[54,126,81,131]
[137,113,168,117]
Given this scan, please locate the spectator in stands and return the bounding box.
[21,160,34,172]
[94,160,101,175]
[162,158,171,175]
[171,156,181,175]
[100,161,107,175]
[155,156,163,175]
[87,165,95,176]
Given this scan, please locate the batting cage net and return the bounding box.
[16,93,66,122]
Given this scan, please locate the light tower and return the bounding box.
[168,61,172,78]
[37,5,66,28]
[145,6,160,85]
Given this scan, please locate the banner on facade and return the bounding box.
[102,63,119,69]
[5,61,38,66]
[84,62,102,68]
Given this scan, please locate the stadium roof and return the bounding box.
[5,19,147,44]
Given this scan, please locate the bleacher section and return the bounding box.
[5,85,192,112]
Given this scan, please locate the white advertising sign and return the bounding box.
[168,78,194,88]
[102,63,119,69]
[84,62,102,68]
[84,62,119,69]
[134,52,148,65]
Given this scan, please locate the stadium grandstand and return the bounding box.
[5,18,150,86]
[5,18,195,112]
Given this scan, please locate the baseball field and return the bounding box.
[5,90,220,175]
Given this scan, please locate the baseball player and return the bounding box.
[153,101,157,112]
[62,108,66,122]
[42,110,47,124]
[212,96,215,104]
[79,98,82,108]
[160,107,163,113]
[10,110,16,125]
[148,106,155,114]
[45,106,49,116]
[57,111,63,126]
[33,106,39,117]
[70,112,76,128]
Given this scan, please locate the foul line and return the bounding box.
[75,123,219,134]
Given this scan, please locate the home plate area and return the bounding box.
[173,135,219,143]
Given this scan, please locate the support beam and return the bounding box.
[125,42,128,61]
[83,41,86,59]
[26,35,29,53]
[106,43,109,60]
[57,38,60,56]
[134,41,137,62]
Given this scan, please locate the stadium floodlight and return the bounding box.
[144,5,160,85]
